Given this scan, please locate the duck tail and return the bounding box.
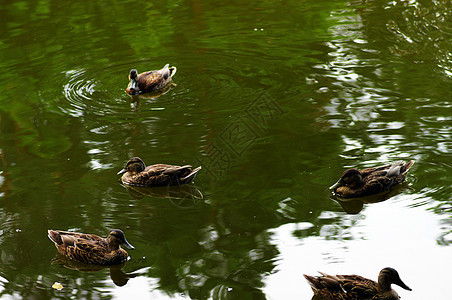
[48,230,61,245]
[169,66,177,78]
[304,273,344,292]
[181,166,201,183]
[161,64,176,80]
[401,160,415,175]
[303,274,319,291]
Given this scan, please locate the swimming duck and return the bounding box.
[304,267,412,300]
[330,160,414,198]
[48,229,134,265]
[125,64,177,95]
[117,157,201,187]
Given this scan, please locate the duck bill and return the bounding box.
[129,79,137,89]
[126,80,137,95]
[117,168,127,175]
[122,239,135,250]
[396,279,412,291]
[329,180,341,190]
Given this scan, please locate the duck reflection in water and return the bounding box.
[51,253,137,287]
[127,83,175,109]
[330,160,415,199]
[330,183,410,214]
[121,182,203,207]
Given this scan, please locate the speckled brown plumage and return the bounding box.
[304,267,412,300]
[48,229,134,266]
[330,160,415,198]
[117,157,201,187]
[125,64,176,95]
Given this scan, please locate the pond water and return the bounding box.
[0,0,451,299]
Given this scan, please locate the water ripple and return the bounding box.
[58,68,128,118]
[63,69,96,100]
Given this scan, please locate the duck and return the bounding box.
[330,160,415,198]
[48,229,134,266]
[117,157,201,187]
[304,267,412,300]
[125,64,177,95]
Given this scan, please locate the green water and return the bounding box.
[0,0,451,299]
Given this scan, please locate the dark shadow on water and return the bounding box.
[51,253,138,286]
[330,183,410,214]
[193,268,267,300]
[127,83,175,109]
[120,182,203,208]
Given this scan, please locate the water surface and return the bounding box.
[0,0,451,299]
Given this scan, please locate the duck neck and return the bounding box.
[107,237,120,251]
[377,273,392,291]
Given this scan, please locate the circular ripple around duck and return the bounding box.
[60,68,129,117]
[62,69,97,115]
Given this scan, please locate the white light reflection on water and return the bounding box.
[264,195,451,299]
[0,275,6,295]
[101,274,188,300]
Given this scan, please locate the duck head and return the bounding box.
[126,69,139,95]
[378,267,411,292]
[330,168,363,191]
[117,157,146,175]
[107,229,135,250]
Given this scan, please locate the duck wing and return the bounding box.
[337,275,378,298]
[138,70,164,86]
[48,230,102,247]
[132,164,193,186]
[304,274,343,292]
[138,64,170,83]
[362,176,401,194]
[360,164,392,177]
[159,64,171,80]
[73,238,107,252]
[387,160,415,177]
[65,238,110,264]
[361,161,415,178]
[145,164,192,176]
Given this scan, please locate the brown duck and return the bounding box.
[330,160,415,198]
[117,157,201,187]
[125,64,176,95]
[304,267,412,300]
[48,229,134,265]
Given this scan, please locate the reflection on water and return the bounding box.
[51,253,136,287]
[0,0,451,299]
[330,183,410,214]
[57,67,133,118]
[127,83,176,109]
[121,183,203,209]
[63,69,97,104]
